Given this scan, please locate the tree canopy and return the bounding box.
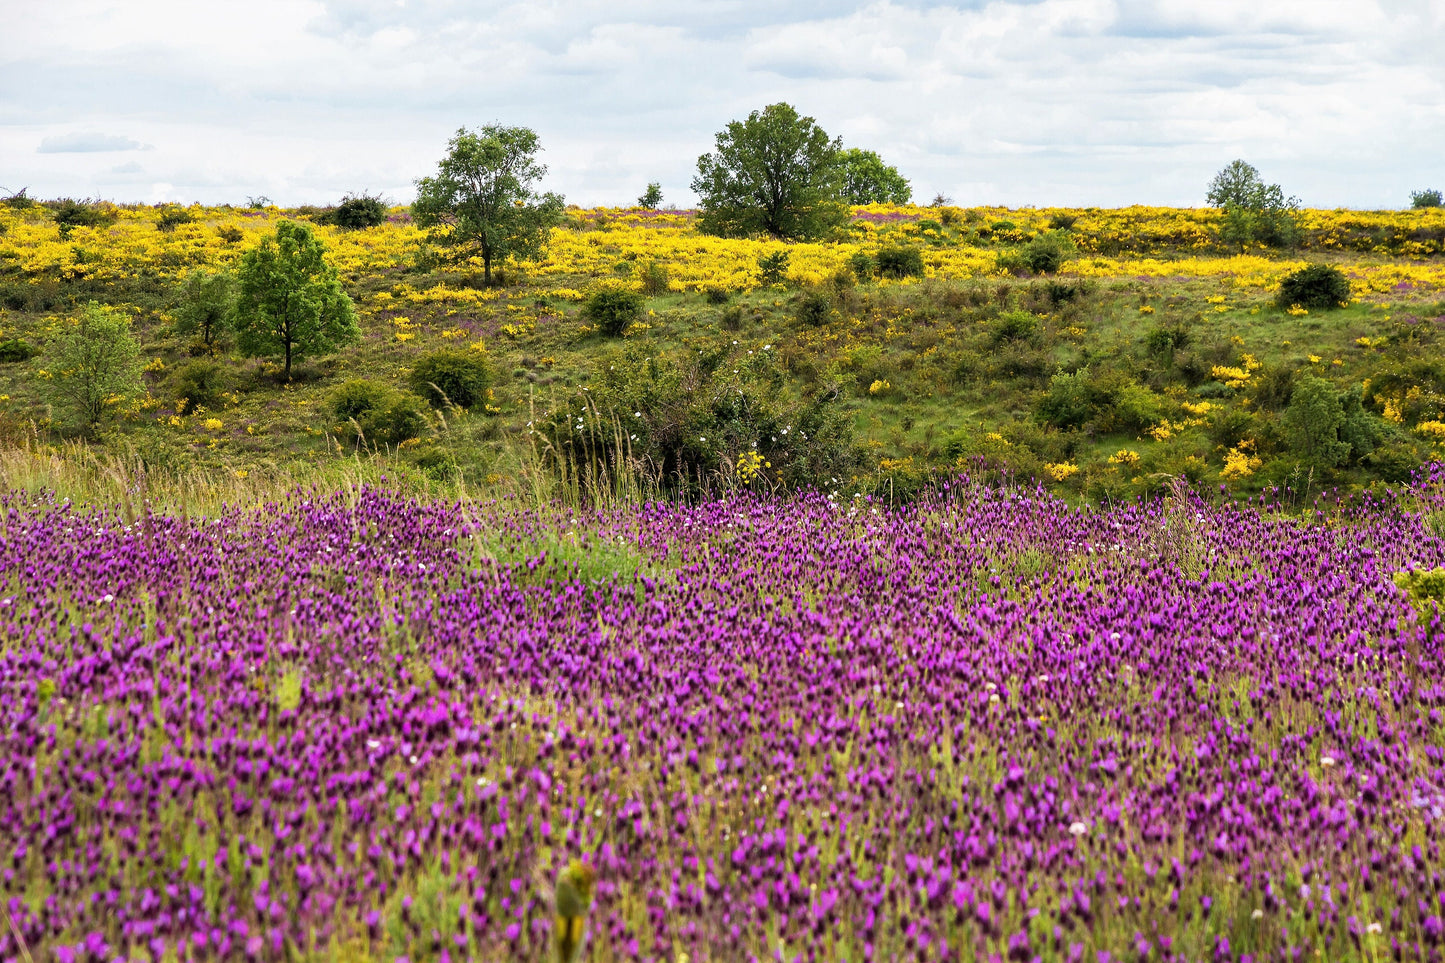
[692,103,847,241]
[1206,159,1301,249]
[233,220,359,381]
[838,148,912,205]
[43,302,144,428]
[412,125,566,285]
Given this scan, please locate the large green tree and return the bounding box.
[172,269,235,354]
[838,148,911,205]
[43,302,144,428]
[233,220,359,381]
[412,125,566,285]
[692,103,847,240]
[1206,159,1301,249]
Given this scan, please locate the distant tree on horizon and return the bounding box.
[838,148,911,205]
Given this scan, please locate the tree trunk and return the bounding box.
[483,252,492,286]
[284,340,292,381]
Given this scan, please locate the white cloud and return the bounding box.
[38,132,150,153]
[1,0,1442,206]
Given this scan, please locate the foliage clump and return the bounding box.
[171,359,229,415]
[408,348,492,410]
[838,148,911,205]
[330,379,427,447]
[1275,264,1351,311]
[42,302,144,427]
[413,125,565,285]
[172,269,235,355]
[325,193,389,230]
[233,220,360,381]
[693,103,846,241]
[1410,188,1442,209]
[876,246,924,279]
[1207,159,1301,249]
[583,288,644,337]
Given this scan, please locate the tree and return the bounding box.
[412,125,566,285]
[637,182,663,209]
[1283,373,1350,467]
[1412,188,1443,209]
[173,269,235,354]
[43,302,144,427]
[1206,159,1300,249]
[838,148,911,205]
[233,220,359,381]
[692,103,847,240]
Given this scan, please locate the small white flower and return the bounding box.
[988,693,1000,704]
[1366,922,1382,934]
[1110,632,1121,641]
[367,740,381,750]
[409,754,419,765]
[1321,755,1336,768]
[984,682,998,692]
[1251,909,1264,920]
[594,808,602,817]
[477,777,489,787]
[1037,674,1050,682]
[1068,821,1087,836]
[101,594,115,604]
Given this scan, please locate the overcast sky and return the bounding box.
[3,0,1442,209]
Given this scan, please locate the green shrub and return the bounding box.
[407,348,492,409]
[847,251,875,280]
[172,269,235,354]
[2,188,34,210]
[636,260,669,296]
[48,198,116,237]
[330,379,426,447]
[0,338,37,363]
[171,359,228,415]
[1283,373,1349,465]
[155,205,194,232]
[1410,189,1442,209]
[876,245,924,279]
[1018,230,1075,274]
[328,193,389,229]
[1036,367,1161,434]
[1047,212,1078,231]
[705,287,731,305]
[584,288,644,337]
[1275,264,1351,311]
[1144,324,1191,359]
[991,310,1040,346]
[795,291,833,327]
[43,302,144,427]
[756,250,791,286]
[331,379,391,420]
[217,225,244,244]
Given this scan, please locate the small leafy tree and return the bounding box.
[1283,373,1350,466]
[692,103,846,240]
[233,220,359,381]
[838,148,911,205]
[1411,188,1442,209]
[1206,160,1300,249]
[412,125,566,285]
[173,269,235,354]
[43,302,144,427]
[637,182,663,209]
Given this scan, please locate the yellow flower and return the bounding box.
[868,379,891,396]
[1045,461,1079,481]
[203,417,223,431]
[1108,449,1140,467]
[1221,446,1262,479]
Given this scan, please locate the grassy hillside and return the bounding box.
[1,199,1443,503]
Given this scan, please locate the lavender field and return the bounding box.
[3,476,1445,963]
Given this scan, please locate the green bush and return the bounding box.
[1144,324,1191,359]
[705,287,731,305]
[1410,189,1442,209]
[328,193,389,229]
[171,359,228,415]
[331,379,391,420]
[756,250,791,286]
[1018,230,1075,274]
[0,338,37,363]
[636,260,669,296]
[2,188,34,210]
[1036,367,1161,434]
[847,251,875,280]
[1275,264,1351,311]
[48,199,116,237]
[584,288,644,337]
[217,225,244,244]
[795,291,833,327]
[43,302,144,427]
[156,206,194,232]
[407,348,492,409]
[330,379,427,447]
[990,310,1040,346]
[1283,373,1349,466]
[875,246,924,279]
